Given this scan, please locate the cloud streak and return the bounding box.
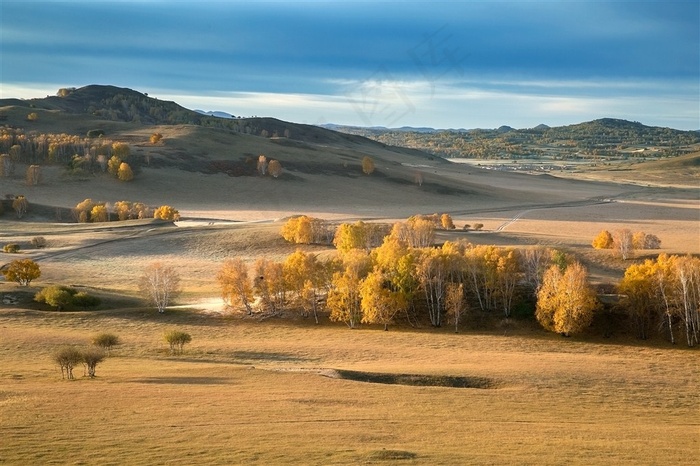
[1,1,698,129]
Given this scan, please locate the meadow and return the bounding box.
[1,306,697,465]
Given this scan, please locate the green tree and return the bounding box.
[164,330,192,355]
[34,285,74,311]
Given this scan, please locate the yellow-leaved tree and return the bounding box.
[217,258,253,315]
[117,162,134,181]
[327,249,372,329]
[536,261,597,336]
[359,269,406,331]
[361,156,375,175]
[154,205,180,221]
[592,229,613,249]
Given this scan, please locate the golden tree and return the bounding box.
[2,259,41,286]
[360,269,406,331]
[218,258,254,315]
[107,155,122,176]
[361,156,375,175]
[12,195,29,219]
[440,213,455,230]
[111,142,130,159]
[150,133,163,144]
[445,282,467,333]
[268,159,282,178]
[154,205,180,221]
[328,249,372,328]
[117,162,134,181]
[592,229,613,249]
[536,261,597,336]
[90,204,108,223]
[253,258,286,315]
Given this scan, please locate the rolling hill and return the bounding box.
[0,85,687,222]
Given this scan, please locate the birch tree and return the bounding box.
[139,262,181,313]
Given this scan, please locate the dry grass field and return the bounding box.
[1,94,698,464]
[1,308,697,465]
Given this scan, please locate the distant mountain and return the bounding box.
[326,118,700,159]
[195,110,237,119]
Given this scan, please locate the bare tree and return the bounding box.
[613,229,634,260]
[139,262,182,313]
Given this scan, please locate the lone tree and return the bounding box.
[54,347,82,380]
[361,156,375,175]
[139,262,181,313]
[164,330,192,355]
[92,333,121,355]
[12,195,29,219]
[2,259,41,286]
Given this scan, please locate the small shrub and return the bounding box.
[164,330,192,355]
[87,129,105,138]
[473,223,484,231]
[31,236,47,249]
[3,243,20,253]
[54,347,82,380]
[72,292,101,309]
[81,348,106,378]
[92,333,121,354]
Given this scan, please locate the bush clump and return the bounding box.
[3,243,20,253]
[34,285,101,311]
[92,333,121,354]
[164,330,192,355]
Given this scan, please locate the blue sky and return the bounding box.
[1,1,698,129]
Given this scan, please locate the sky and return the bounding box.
[1,0,698,130]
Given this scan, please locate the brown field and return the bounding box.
[1,117,699,464]
[1,308,698,465]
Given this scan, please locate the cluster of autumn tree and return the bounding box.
[0,127,141,182]
[218,217,599,335]
[72,198,179,223]
[592,228,661,259]
[280,213,457,248]
[618,254,700,346]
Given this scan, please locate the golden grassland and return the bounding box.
[0,307,697,465]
